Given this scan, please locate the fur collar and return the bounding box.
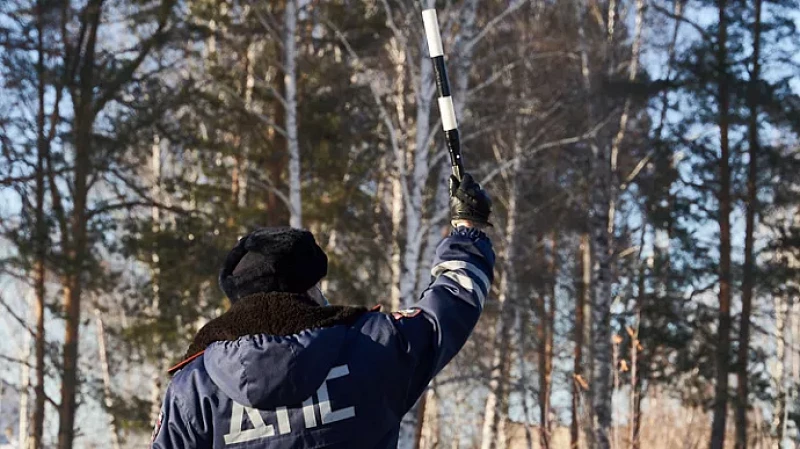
[183,292,369,360]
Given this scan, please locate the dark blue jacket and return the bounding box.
[152,227,494,448]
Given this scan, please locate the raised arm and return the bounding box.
[389,173,495,409]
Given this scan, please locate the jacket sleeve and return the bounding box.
[390,226,495,410]
[151,379,208,449]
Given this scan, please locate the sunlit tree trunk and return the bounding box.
[417,386,440,449]
[518,295,535,449]
[538,232,558,449]
[572,234,590,449]
[770,295,787,449]
[389,33,407,313]
[284,0,301,228]
[399,3,435,446]
[95,311,121,449]
[149,135,166,424]
[18,314,30,449]
[399,43,434,309]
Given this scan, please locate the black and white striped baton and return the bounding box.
[422,8,464,181]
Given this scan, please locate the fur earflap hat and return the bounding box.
[219,227,328,302]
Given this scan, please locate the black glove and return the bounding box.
[449,173,492,227]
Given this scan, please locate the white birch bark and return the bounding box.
[419,386,440,449]
[480,136,521,449]
[238,40,260,209]
[771,295,787,448]
[389,34,408,312]
[517,303,535,449]
[395,4,433,446]
[451,386,465,449]
[791,295,799,447]
[608,0,646,232]
[399,44,434,308]
[95,310,121,449]
[18,310,30,449]
[149,135,164,424]
[284,0,302,228]
[575,0,613,447]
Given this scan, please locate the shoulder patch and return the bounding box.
[392,308,422,320]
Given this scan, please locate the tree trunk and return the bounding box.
[538,233,557,449]
[399,43,434,308]
[418,386,440,449]
[518,295,535,449]
[18,317,30,449]
[480,135,521,449]
[629,263,644,449]
[57,144,91,449]
[32,0,49,442]
[736,1,762,447]
[546,232,557,444]
[576,0,613,446]
[791,296,799,448]
[608,0,645,234]
[388,33,407,313]
[770,296,786,449]
[632,382,643,449]
[588,54,613,449]
[58,2,103,448]
[710,1,733,448]
[149,135,166,425]
[480,252,514,449]
[284,0,301,228]
[237,40,258,211]
[268,4,288,227]
[572,234,590,449]
[95,311,121,449]
[398,5,435,446]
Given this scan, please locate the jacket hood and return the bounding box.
[203,326,347,409]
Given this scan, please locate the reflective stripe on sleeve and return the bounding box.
[441,272,486,307]
[431,260,490,294]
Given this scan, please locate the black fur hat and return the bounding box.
[219,227,328,302]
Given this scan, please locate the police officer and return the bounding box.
[152,173,494,448]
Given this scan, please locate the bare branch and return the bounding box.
[0,353,33,369]
[94,0,178,111]
[323,17,413,212]
[466,0,530,52]
[651,3,709,41]
[0,294,36,338]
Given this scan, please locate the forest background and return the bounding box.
[0,0,799,448]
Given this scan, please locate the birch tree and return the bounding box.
[575,0,613,445]
[284,0,302,228]
[771,295,787,448]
